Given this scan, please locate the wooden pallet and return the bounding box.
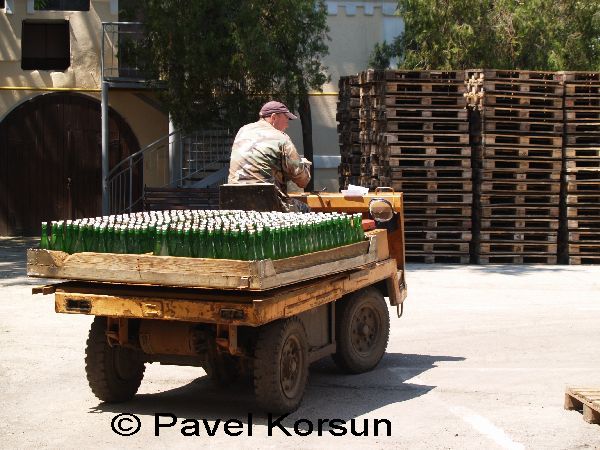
[406,242,470,252]
[483,81,564,96]
[406,218,472,230]
[567,207,600,218]
[567,194,600,204]
[484,94,563,109]
[406,254,470,264]
[481,206,559,217]
[565,98,600,109]
[484,106,563,121]
[482,159,562,171]
[565,123,600,134]
[568,244,600,255]
[481,69,563,82]
[380,95,465,107]
[392,179,473,192]
[479,231,557,242]
[406,230,472,241]
[569,231,600,242]
[482,170,561,181]
[390,157,471,169]
[479,254,558,264]
[480,194,560,205]
[568,218,600,228]
[382,108,469,120]
[481,218,559,230]
[565,147,600,158]
[389,145,471,158]
[484,121,564,134]
[391,168,473,179]
[565,387,600,424]
[384,132,470,145]
[483,134,562,147]
[380,121,470,133]
[27,230,388,291]
[480,243,557,253]
[404,192,473,204]
[481,180,561,193]
[404,206,472,216]
[385,82,468,95]
[565,84,600,96]
[565,170,600,181]
[563,72,600,82]
[569,256,600,264]
[566,110,600,121]
[565,135,600,145]
[384,70,466,81]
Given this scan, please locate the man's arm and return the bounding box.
[281,139,311,189]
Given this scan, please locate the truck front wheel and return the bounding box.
[254,317,308,414]
[332,287,390,374]
[85,317,145,402]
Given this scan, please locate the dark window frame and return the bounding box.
[34,0,90,11]
[21,20,71,71]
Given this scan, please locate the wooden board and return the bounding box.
[565,387,600,424]
[27,230,388,291]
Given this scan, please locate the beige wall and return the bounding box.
[287,1,402,191]
[0,0,168,184]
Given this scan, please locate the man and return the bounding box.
[228,100,312,212]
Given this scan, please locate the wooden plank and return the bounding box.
[568,243,600,255]
[481,206,559,218]
[479,254,558,264]
[484,94,563,109]
[406,241,470,252]
[403,192,473,204]
[482,159,562,171]
[481,180,561,193]
[390,157,471,169]
[480,194,560,205]
[566,110,600,121]
[481,218,559,230]
[378,121,469,133]
[404,205,472,217]
[406,218,472,230]
[406,254,470,264]
[565,147,600,158]
[481,169,561,181]
[379,95,465,108]
[384,69,466,81]
[480,243,557,253]
[570,256,600,264]
[27,231,386,291]
[566,135,600,145]
[392,179,473,192]
[479,231,557,242]
[384,132,470,145]
[385,82,467,95]
[483,81,564,96]
[406,230,472,241]
[481,69,563,82]
[484,121,563,134]
[389,145,471,158]
[381,108,469,120]
[391,168,472,179]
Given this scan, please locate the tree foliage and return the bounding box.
[371,0,600,71]
[134,0,329,131]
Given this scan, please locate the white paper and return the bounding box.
[341,184,369,196]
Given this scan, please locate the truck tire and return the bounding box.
[85,317,145,402]
[332,287,390,374]
[254,317,308,414]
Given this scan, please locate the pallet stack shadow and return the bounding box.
[563,72,600,264]
[337,75,361,189]
[477,70,563,264]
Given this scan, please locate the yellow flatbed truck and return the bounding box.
[28,191,407,413]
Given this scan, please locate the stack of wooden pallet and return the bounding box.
[478,70,563,264]
[337,75,361,189]
[378,69,472,263]
[563,72,600,264]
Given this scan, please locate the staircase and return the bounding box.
[106,129,233,214]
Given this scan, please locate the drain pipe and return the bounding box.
[101,80,109,215]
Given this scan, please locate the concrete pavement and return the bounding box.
[1,237,599,449]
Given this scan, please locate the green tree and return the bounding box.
[134,0,329,184]
[375,0,600,70]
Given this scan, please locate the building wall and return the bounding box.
[0,0,167,156]
[287,1,403,192]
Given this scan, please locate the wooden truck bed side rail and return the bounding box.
[28,230,389,291]
[51,258,402,327]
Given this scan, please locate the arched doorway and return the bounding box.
[0,92,140,235]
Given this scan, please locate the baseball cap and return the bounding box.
[259,101,298,120]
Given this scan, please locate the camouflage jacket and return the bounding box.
[228,119,311,200]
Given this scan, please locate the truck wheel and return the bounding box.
[332,287,390,374]
[254,317,308,414]
[85,317,145,402]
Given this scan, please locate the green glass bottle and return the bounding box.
[54,221,65,252]
[182,227,192,257]
[255,227,265,260]
[263,226,274,260]
[40,222,49,250]
[230,228,241,260]
[98,224,108,253]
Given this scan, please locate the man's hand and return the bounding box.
[300,157,312,166]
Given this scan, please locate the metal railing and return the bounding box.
[106,129,234,214]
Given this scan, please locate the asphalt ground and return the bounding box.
[1,237,599,449]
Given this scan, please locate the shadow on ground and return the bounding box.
[90,353,464,428]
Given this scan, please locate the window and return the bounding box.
[21,21,70,71]
[34,0,89,11]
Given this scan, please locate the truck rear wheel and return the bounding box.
[85,317,145,402]
[254,317,308,414]
[332,287,390,374]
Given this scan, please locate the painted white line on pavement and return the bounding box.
[408,376,525,450]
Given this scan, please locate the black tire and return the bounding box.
[85,317,145,402]
[254,317,308,414]
[332,287,390,374]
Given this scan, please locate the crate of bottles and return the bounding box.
[27,209,389,290]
